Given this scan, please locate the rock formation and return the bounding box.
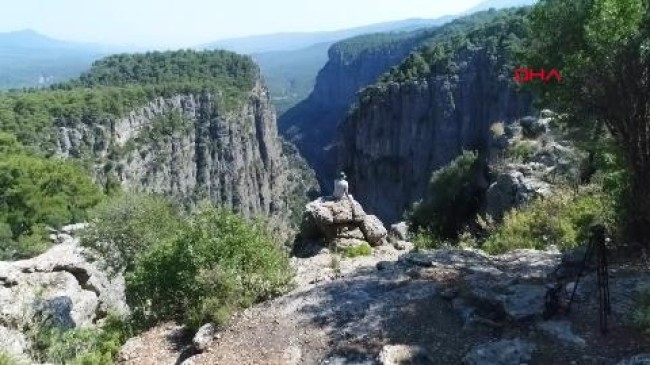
[279,31,432,188]
[485,111,582,220]
[54,80,317,234]
[338,47,533,224]
[0,229,128,360]
[296,194,388,253]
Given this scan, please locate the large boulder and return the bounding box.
[0,241,128,356]
[486,167,552,220]
[297,195,387,250]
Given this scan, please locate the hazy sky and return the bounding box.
[0,0,484,48]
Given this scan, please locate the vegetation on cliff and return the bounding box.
[377,8,528,85]
[0,133,103,259]
[0,50,258,154]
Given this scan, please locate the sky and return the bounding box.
[0,0,484,48]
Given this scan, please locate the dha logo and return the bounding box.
[514,68,562,83]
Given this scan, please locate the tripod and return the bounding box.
[566,224,612,334]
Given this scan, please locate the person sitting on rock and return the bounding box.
[333,172,349,200]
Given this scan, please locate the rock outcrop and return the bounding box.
[296,195,388,253]
[0,236,128,359]
[338,47,532,224]
[485,112,582,220]
[279,31,432,188]
[55,79,317,235]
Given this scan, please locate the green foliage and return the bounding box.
[408,151,483,240]
[341,243,372,258]
[0,141,103,259]
[524,0,650,244]
[379,8,529,84]
[0,352,20,365]
[507,139,540,162]
[30,314,131,365]
[482,188,612,254]
[631,290,650,332]
[126,204,293,330]
[82,193,183,272]
[0,50,257,155]
[411,228,445,251]
[68,50,256,90]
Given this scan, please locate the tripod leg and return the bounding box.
[567,240,595,312]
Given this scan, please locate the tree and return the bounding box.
[524,0,650,245]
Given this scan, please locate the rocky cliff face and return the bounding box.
[55,80,316,233]
[338,48,533,223]
[279,32,430,189]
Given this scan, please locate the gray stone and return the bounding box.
[388,222,409,242]
[519,116,548,138]
[616,354,650,365]
[360,215,388,246]
[537,320,586,347]
[486,169,552,220]
[298,195,387,250]
[463,338,535,365]
[192,323,216,352]
[377,344,432,365]
[0,242,128,334]
[0,325,31,359]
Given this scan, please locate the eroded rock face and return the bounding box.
[54,80,317,237]
[0,241,128,357]
[338,48,533,223]
[296,195,388,253]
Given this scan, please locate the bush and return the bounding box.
[631,290,650,332]
[408,151,483,240]
[30,314,131,365]
[82,193,184,272]
[482,187,612,254]
[0,141,103,259]
[507,139,540,162]
[126,204,293,330]
[0,352,20,365]
[342,243,372,258]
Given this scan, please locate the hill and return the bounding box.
[0,29,119,90]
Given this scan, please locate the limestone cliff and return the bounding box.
[279,31,433,188]
[338,48,533,223]
[55,80,317,233]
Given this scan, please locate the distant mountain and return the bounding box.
[0,29,125,90]
[464,0,537,13]
[207,1,536,115]
[202,18,455,54]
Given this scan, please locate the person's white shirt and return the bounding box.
[333,177,349,200]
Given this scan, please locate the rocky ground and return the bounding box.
[117,242,650,365]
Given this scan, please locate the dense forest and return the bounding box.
[0,50,258,154]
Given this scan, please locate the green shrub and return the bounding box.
[0,140,103,259]
[82,193,184,272]
[411,228,448,251]
[30,314,131,365]
[408,151,483,240]
[126,205,293,330]
[0,352,20,365]
[507,139,540,162]
[482,187,611,254]
[631,290,650,332]
[342,243,372,258]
